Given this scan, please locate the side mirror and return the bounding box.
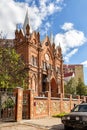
[74,103,76,107]
[71,104,77,112]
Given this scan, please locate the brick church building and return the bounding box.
[14,12,64,97]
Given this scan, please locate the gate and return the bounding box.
[0,89,16,121]
[22,90,30,119]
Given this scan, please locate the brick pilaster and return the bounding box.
[14,87,23,122]
[29,90,34,119]
[47,91,51,116]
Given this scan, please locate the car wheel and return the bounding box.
[84,126,87,130]
[64,125,73,130]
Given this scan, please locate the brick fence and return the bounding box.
[30,92,86,119]
[15,88,87,121]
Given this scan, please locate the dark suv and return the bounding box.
[61,103,87,130]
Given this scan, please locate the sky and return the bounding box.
[0,0,87,85]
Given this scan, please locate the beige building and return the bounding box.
[63,64,84,83]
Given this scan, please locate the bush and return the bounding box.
[52,112,68,118]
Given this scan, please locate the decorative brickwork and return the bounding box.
[27,90,87,119]
[13,89,87,121]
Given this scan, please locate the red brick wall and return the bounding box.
[15,89,86,121]
[29,90,85,119]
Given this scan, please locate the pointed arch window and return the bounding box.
[56,66,61,74]
[32,55,34,65]
[42,61,47,70]
[31,55,37,66]
[34,57,37,66]
[32,74,37,92]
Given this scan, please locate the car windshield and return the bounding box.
[72,104,87,112]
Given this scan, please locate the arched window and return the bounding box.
[31,55,34,65]
[32,74,37,92]
[31,55,37,66]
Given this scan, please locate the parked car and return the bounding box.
[61,103,87,130]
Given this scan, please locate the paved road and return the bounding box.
[0,117,64,130]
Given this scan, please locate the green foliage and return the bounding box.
[64,78,87,96]
[64,78,77,95]
[76,78,87,96]
[0,46,28,89]
[52,112,68,118]
[2,98,15,108]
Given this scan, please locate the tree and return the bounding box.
[64,78,77,95]
[76,78,87,96]
[0,46,28,89]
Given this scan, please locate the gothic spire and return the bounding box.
[58,42,62,54]
[23,10,30,35]
[50,32,54,44]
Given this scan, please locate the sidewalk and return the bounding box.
[21,117,63,129]
[0,117,64,130]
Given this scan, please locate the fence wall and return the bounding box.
[29,91,86,119]
[1,88,86,121]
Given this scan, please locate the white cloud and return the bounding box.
[61,23,73,31]
[81,61,87,67]
[0,0,63,38]
[55,22,87,61]
[41,22,51,36]
[0,0,27,38]
[64,48,78,62]
[48,3,56,14]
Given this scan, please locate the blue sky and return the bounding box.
[0,0,87,84]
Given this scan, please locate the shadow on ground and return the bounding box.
[49,124,64,130]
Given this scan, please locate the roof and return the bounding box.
[64,72,74,78]
[0,39,13,47]
[63,64,83,69]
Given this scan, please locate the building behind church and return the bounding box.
[63,64,84,83]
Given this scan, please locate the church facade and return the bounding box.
[14,12,64,97]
